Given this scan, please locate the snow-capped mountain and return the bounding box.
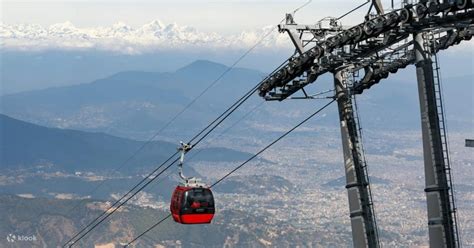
[0,20,290,54]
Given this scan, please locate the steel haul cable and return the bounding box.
[65,57,287,247]
[64,53,289,247]
[187,101,264,162]
[64,157,179,247]
[123,98,336,247]
[65,82,257,247]
[126,102,266,245]
[63,11,280,223]
[67,57,307,247]
[64,22,286,248]
[65,1,315,245]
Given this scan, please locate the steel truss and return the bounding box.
[258,0,473,247]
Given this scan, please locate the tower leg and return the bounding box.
[413,33,457,248]
[334,69,379,248]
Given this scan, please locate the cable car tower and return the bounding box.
[258,0,473,247]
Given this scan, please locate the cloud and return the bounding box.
[0,20,292,54]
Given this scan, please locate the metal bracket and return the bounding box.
[178,141,193,181]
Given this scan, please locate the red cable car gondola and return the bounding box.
[170,142,215,224]
[170,184,215,224]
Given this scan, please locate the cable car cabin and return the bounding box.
[170,185,215,224]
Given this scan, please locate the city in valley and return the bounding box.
[2,120,472,246]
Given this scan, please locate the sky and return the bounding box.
[0,0,472,94]
[1,0,388,34]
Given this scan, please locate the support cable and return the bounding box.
[187,101,265,161]
[65,58,287,247]
[64,156,180,247]
[65,52,293,247]
[292,0,313,15]
[65,2,314,245]
[65,83,257,247]
[63,13,279,220]
[64,21,286,248]
[123,102,266,246]
[337,0,370,20]
[123,98,337,247]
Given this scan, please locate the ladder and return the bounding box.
[349,72,380,246]
[432,47,461,248]
[426,31,461,247]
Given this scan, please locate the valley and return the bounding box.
[0,60,472,247]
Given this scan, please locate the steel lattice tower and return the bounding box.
[257,0,473,246]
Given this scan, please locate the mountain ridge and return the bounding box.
[0,20,288,54]
[1,59,263,98]
[0,114,254,172]
[0,59,265,139]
